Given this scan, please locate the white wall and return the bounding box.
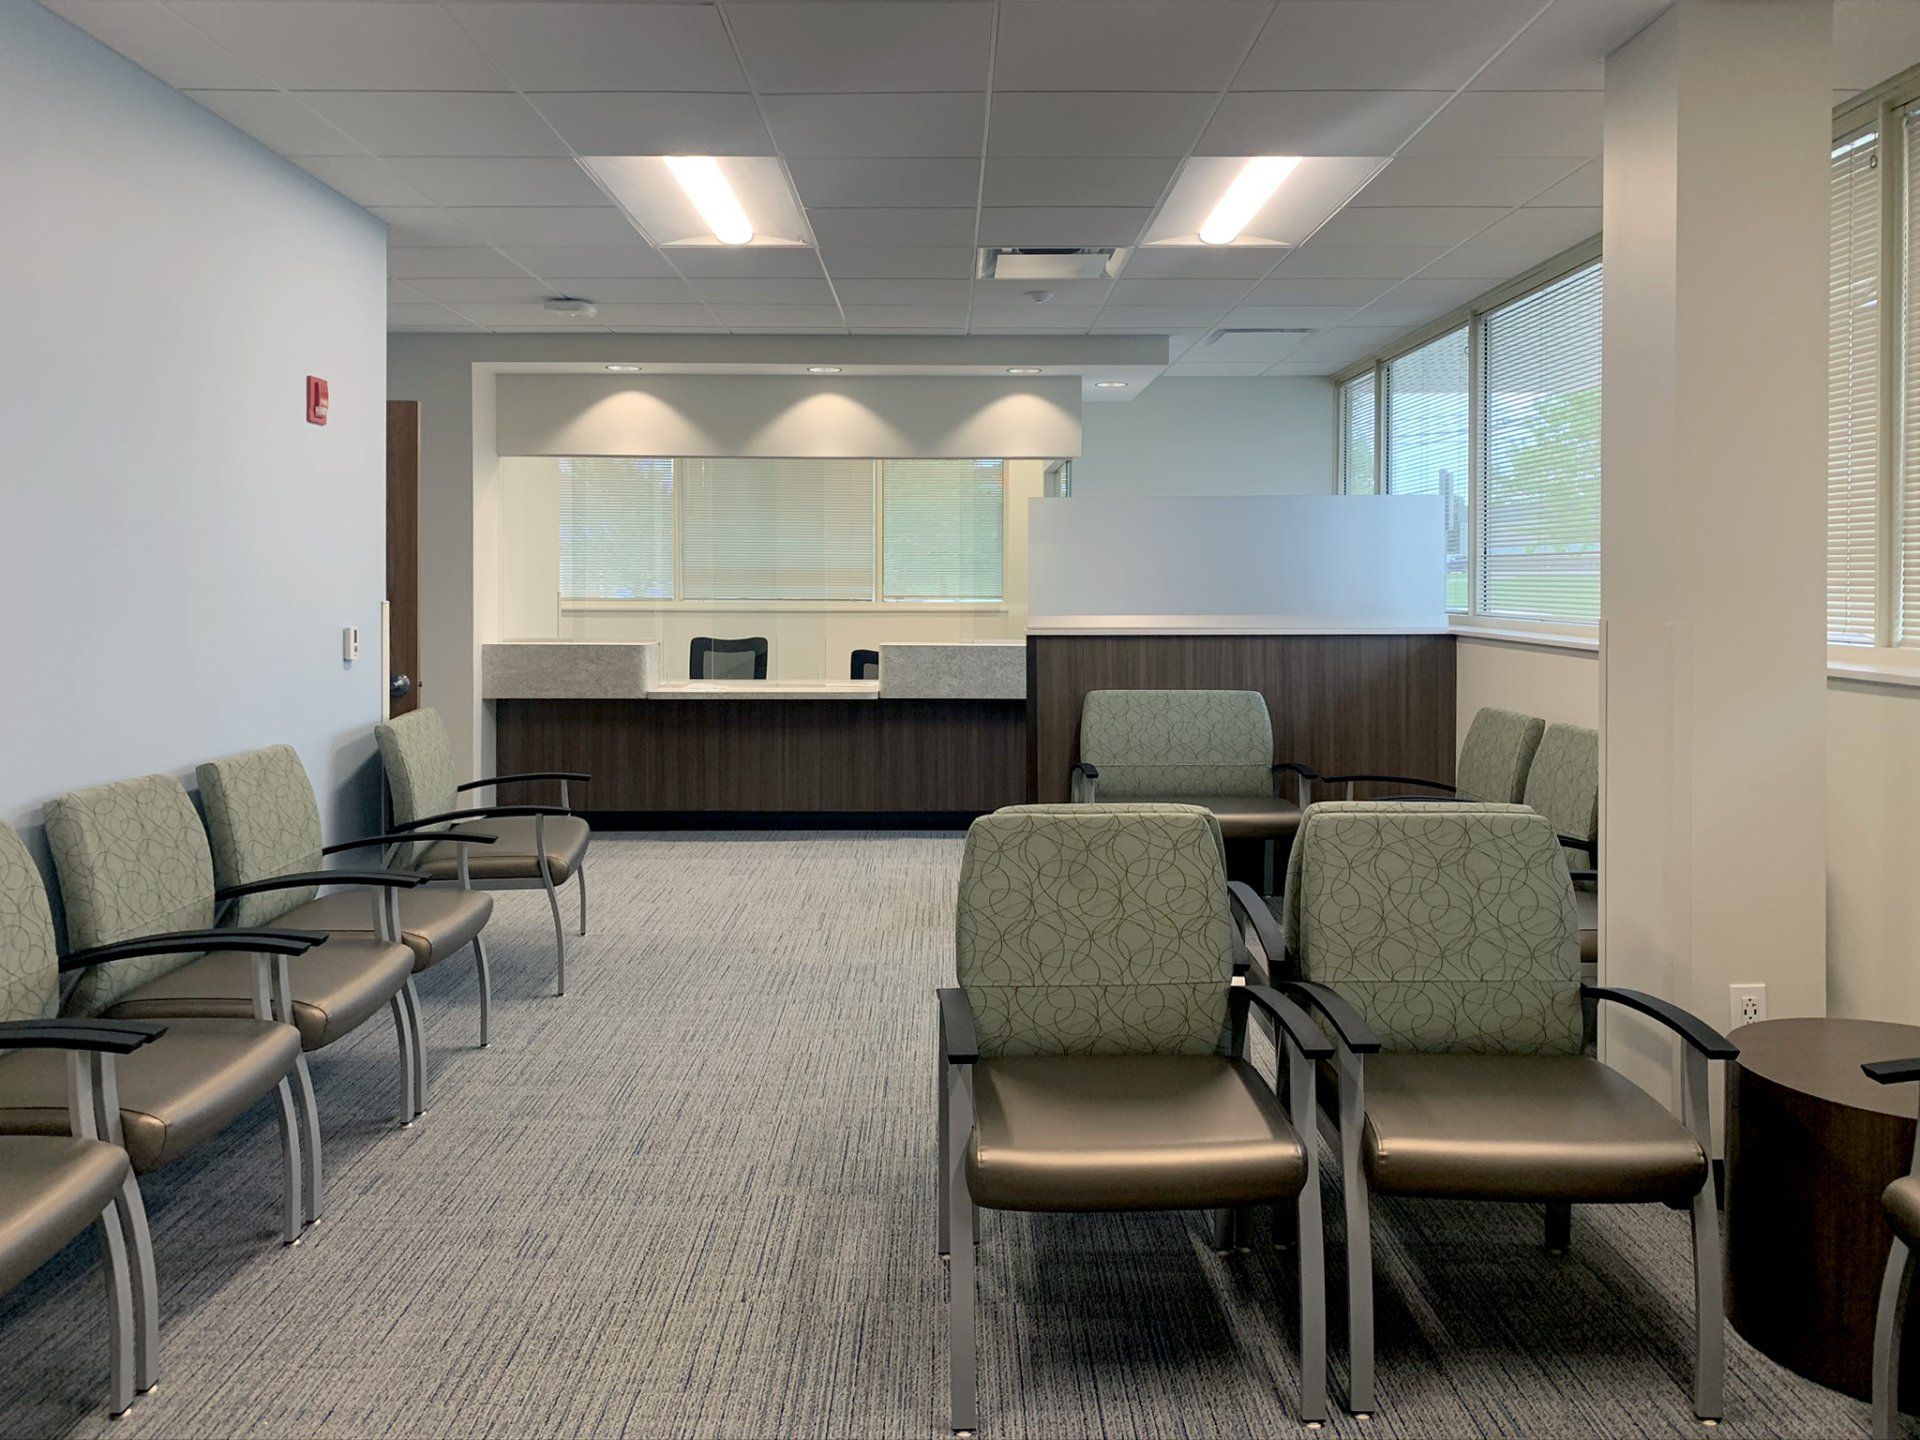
[1828,682,1920,1025]
[1455,638,1599,736]
[1075,378,1335,496]
[0,2,388,878]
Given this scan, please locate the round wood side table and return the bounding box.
[1727,1017,1920,1401]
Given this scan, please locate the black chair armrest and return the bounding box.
[389,805,568,832]
[938,988,978,1064]
[1320,773,1455,794]
[0,1019,168,1054]
[1273,761,1319,781]
[1558,834,1598,863]
[1276,979,1382,1054]
[322,831,498,856]
[1569,869,1598,890]
[1226,880,1289,979]
[1865,1058,1920,1085]
[1239,984,1333,1059]
[457,771,591,792]
[60,927,329,973]
[1583,985,1737,1059]
[215,870,429,902]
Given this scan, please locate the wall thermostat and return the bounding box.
[343,626,359,662]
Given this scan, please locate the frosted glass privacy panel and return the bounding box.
[1027,494,1447,631]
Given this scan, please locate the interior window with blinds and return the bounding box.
[1479,262,1603,623]
[1829,126,1881,645]
[558,458,677,600]
[1902,108,1920,646]
[679,458,877,601]
[881,460,1005,601]
[1338,371,1377,494]
[1383,328,1470,611]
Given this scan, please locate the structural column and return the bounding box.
[1600,0,1831,1109]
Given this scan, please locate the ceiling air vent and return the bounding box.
[1203,326,1316,344]
[978,247,1130,282]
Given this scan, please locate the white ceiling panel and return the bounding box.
[976,207,1152,247]
[1471,0,1668,91]
[1241,275,1393,306]
[1218,305,1359,329]
[816,247,978,279]
[372,207,481,247]
[501,246,680,279]
[1400,90,1603,157]
[1836,3,1920,94]
[1417,244,1566,278]
[170,2,508,92]
[1168,362,1277,377]
[1309,204,1504,248]
[1091,307,1234,330]
[968,312,1097,332]
[1265,361,1345,376]
[787,159,983,209]
[389,247,534,280]
[400,277,564,306]
[1236,2,1538,92]
[298,92,568,158]
[1181,331,1309,361]
[564,305,724,328]
[543,278,702,304]
[294,157,432,209]
[760,93,988,158]
[1267,245,1448,277]
[45,2,269,89]
[667,247,831,278]
[725,3,995,94]
[688,279,838,305]
[981,157,1178,208]
[1467,205,1601,253]
[1119,247,1290,280]
[834,278,976,306]
[971,279,1114,307]
[1271,326,1410,364]
[841,306,974,329]
[184,91,360,157]
[1383,275,1499,307]
[1341,301,1453,328]
[1351,156,1585,209]
[449,4,748,93]
[449,207,645,247]
[807,208,977,248]
[987,92,1217,158]
[527,93,775,157]
[390,303,479,331]
[387,158,609,209]
[1105,278,1261,307]
[709,305,847,329]
[992,2,1270,93]
[1198,90,1445,156]
[1529,159,1600,208]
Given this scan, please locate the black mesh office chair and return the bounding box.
[690,636,767,680]
[851,649,879,680]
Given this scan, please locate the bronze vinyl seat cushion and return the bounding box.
[101,940,414,1052]
[1886,1176,1920,1247]
[1359,1054,1707,1204]
[966,1055,1309,1213]
[418,816,590,884]
[1575,887,1598,968]
[274,887,492,971]
[0,1019,299,1172]
[0,1136,131,1293]
[1150,795,1300,844]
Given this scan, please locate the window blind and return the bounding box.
[1830,126,1882,645]
[557,458,676,600]
[1479,262,1603,623]
[881,459,1005,601]
[1900,109,1920,647]
[679,457,877,601]
[1384,327,1470,612]
[1338,371,1376,494]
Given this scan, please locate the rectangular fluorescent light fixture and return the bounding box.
[665,156,752,246]
[1201,157,1300,245]
[576,156,813,248]
[1138,156,1389,249]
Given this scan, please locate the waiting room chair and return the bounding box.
[1307,704,1546,804]
[1069,689,1309,895]
[1247,800,1732,1420]
[1863,1055,1920,1440]
[198,745,498,1063]
[0,820,322,1247]
[43,776,424,1219]
[0,1014,166,1417]
[375,707,591,995]
[851,648,879,680]
[1522,721,1600,970]
[938,803,1333,1434]
[690,635,768,680]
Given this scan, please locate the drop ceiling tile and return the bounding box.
[833,278,976,306]
[543,278,701,304]
[761,93,988,158]
[981,157,1179,208]
[967,312,1097,332]
[971,279,1114,307]
[526,93,774,156]
[1268,245,1448,278]
[389,280,427,303]
[849,324,970,335]
[988,93,1216,158]
[667,248,829,279]
[1353,156,1586,208]
[786,159,982,209]
[709,304,846,329]
[607,324,728,334]
[450,303,605,327]
[977,208,1152,248]
[817,246,977,279]
[1381,275,1496,307]
[398,277,560,305]
[291,156,430,208]
[687,279,837,305]
[385,158,608,209]
[1192,333,1315,364]
[1340,302,1451,328]
[1106,278,1258,307]
[389,303,480,331]
[1239,1,1536,91]
[372,207,481,247]
[1219,305,1358,329]
[1242,276,1393,306]
[500,246,680,279]
[1401,91,1603,158]
[1266,361,1345,376]
[169,2,507,91]
[1471,0,1668,91]
[299,92,567,157]
[1199,90,1444,156]
[1836,3,1920,93]
[184,91,360,157]
[993,2,1269,92]
[807,208,978,248]
[1283,327,1410,364]
[840,306,974,329]
[448,3,747,92]
[1120,247,1287,280]
[1090,307,1233,330]
[1529,159,1600,208]
[1468,206,1601,251]
[1310,205,1504,248]
[45,3,269,89]
[1168,362,1277,377]
[725,3,994,93]
[1417,245,1560,278]
[567,304,722,328]
[390,247,530,280]
[449,207,644,247]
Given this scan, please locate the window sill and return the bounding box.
[1828,648,1920,691]
[1449,618,1600,653]
[559,599,1012,615]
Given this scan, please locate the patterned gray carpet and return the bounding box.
[0,833,1868,1439]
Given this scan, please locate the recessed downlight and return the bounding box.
[1094,381,1129,389]
[1200,156,1301,246]
[807,365,843,374]
[605,364,642,373]
[1007,367,1043,375]
[664,155,753,246]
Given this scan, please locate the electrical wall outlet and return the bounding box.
[1730,983,1767,1029]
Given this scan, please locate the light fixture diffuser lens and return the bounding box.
[1094,381,1128,389]
[1007,367,1043,375]
[807,366,842,374]
[664,156,753,246]
[1199,156,1300,246]
[605,364,641,372]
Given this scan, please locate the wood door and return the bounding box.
[386,400,421,718]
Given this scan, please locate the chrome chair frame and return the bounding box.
[1866,1056,1920,1440]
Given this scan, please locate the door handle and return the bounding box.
[390,674,413,699]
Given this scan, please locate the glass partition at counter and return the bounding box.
[496,455,1050,681]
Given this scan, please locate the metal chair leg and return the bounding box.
[577,864,588,936]
[112,1174,160,1396]
[1338,1056,1375,1416]
[1874,1235,1914,1440]
[1288,1044,1329,1424]
[473,934,492,1048]
[388,992,417,1127]
[401,977,429,1115]
[96,1202,135,1417]
[937,1043,951,1258]
[271,1076,303,1245]
[543,877,568,996]
[947,1063,977,1436]
[1689,1168,1726,1420]
[291,1053,323,1225]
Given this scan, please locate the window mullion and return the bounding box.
[1468,312,1486,620]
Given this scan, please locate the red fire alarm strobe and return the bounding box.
[306,376,330,426]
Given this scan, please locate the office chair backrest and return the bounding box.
[851,648,879,681]
[1522,722,1598,870]
[0,824,61,1043]
[197,745,324,928]
[690,636,767,680]
[1282,801,1581,1056]
[1077,689,1273,799]
[376,707,460,863]
[44,776,216,1016]
[956,804,1236,1058]
[1454,706,1546,802]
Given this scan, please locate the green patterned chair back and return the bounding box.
[1077,689,1273,799]
[1282,801,1582,1055]
[375,707,460,864]
[0,825,62,1055]
[44,776,216,1017]
[1454,706,1546,802]
[1521,722,1598,870]
[196,745,324,928]
[956,804,1237,1058]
